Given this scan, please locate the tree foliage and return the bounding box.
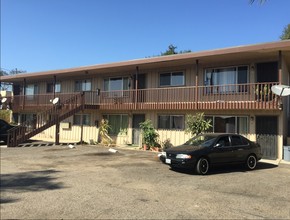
[139,119,159,148]
[1,68,26,76]
[280,24,290,40]
[249,0,266,4]
[185,113,212,136]
[160,44,191,56]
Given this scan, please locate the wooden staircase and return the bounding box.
[7,93,85,147]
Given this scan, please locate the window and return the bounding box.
[73,114,91,126]
[25,84,38,95]
[202,116,248,134]
[204,66,248,93]
[231,135,244,146]
[47,82,61,93]
[217,136,231,147]
[158,115,184,129]
[160,71,184,87]
[104,77,129,91]
[103,114,128,135]
[75,79,91,92]
[104,77,129,97]
[25,84,38,100]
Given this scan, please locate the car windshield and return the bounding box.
[184,134,216,147]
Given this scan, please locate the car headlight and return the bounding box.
[176,154,192,159]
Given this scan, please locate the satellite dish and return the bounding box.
[271,85,290,97]
[1,98,7,103]
[52,97,60,105]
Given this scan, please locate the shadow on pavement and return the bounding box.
[0,169,64,204]
[169,161,278,175]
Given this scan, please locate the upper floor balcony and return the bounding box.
[3,82,281,112]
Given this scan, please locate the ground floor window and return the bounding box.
[205,116,248,134]
[73,114,91,126]
[158,115,184,130]
[103,114,129,135]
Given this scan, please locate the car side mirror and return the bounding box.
[215,143,222,148]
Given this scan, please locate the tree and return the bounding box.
[160,44,191,56]
[185,113,212,136]
[139,119,159,149]
[9,68,26,75]
[249,0,266,4]
[1,68,26,76]
[280,24,290,40]
[1,71,7,76]
[0,68,26,91]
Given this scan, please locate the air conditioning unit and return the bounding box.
[60,122,71,129]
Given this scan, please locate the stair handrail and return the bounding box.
[7,92,84,147]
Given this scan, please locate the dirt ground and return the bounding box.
[1,145,290,219]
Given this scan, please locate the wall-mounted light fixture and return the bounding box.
[278,103,283,110]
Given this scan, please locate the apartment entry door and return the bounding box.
[132,114,145,146]
[256,116,278,159]
[256,62,278,83]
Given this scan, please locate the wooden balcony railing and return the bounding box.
[3,82,280,112]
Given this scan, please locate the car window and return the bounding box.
[231,135,244,146]
[216,136,230,147]
[184,135,216,147]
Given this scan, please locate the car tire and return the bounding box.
[246,154,257,170]
[196,157,209,175]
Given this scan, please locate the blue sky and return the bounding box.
[1,0,290,73]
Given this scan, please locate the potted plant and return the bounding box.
[139,119,159,150]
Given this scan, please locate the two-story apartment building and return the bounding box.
[1,40,290,160]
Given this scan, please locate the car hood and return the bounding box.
[165,145,204,154]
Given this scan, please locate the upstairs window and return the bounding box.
[104,77,129,91]
[75,79,91,92]
[104,77,129,98]
[25,84,38,95]
[160,71,184,87]
[47,82,61,93]
[204,66,248,93]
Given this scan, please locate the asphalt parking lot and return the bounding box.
[1,145,290,219]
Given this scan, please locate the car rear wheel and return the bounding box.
[196,157,209,175]
[246,154,257,170]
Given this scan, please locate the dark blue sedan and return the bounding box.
[164,133,262,175]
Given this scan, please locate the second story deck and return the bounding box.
[5,82,281,112]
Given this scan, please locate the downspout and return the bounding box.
[53,75,56,99]
[195,60,199,109]
[135,66,139,110]
[54,74,60,145]
[23,78,26,110]
[278,50,282,84]
[278,50,283,161]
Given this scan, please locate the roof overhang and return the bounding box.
[1,40,290,83]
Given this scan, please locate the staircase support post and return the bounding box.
[55,118,60,145]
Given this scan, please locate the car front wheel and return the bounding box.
[196,157,209,175]
[246,155,257,170]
